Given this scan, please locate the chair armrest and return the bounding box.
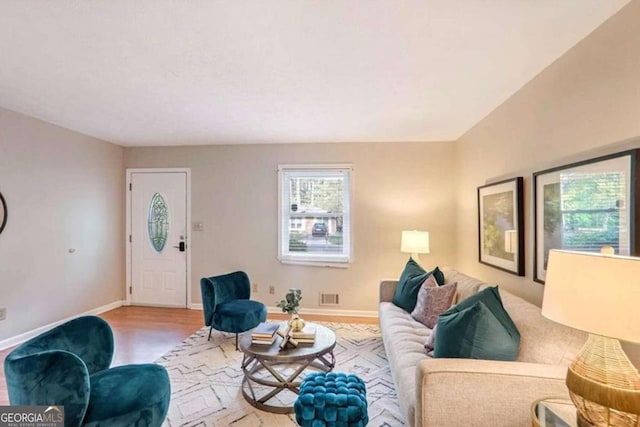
[415,358,569,427]
[201,278,216,326]
[5,350,91,427]
[379,280,398,303]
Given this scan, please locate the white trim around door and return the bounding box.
[126,168,192,308]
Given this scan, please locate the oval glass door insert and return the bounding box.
[148,192,169,253]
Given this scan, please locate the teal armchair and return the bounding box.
[4,316,170,427]
[200,271,267,349]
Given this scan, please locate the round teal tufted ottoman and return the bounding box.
[294,372,368,427]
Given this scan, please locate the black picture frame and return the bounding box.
[533,149,640,283]
[477,177,525,276]
[0,191,6,235]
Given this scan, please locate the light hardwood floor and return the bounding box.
[0,306,377,405]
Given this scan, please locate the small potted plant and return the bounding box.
[276,288,305,331]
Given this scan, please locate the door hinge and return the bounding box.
[129,234,132,243]
[129,183,132,191]
[129,286,132,294]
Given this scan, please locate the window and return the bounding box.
[278,164,352,266]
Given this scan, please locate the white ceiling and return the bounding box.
[0,1,630,146]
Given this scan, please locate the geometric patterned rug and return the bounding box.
[156,322,403,426]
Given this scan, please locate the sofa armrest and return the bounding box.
[379,280,398,303]
[415,358,569,427]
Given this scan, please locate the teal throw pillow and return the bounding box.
[432,286,520,361]
[433,301,519,360]
[392,258,445,312]
[431,267,445,288]
[448,286,519,339]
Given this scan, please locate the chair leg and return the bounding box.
[235,333,239,351]
[208,326,213,341]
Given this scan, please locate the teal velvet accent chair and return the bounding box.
[4,316,171,427]
[200,271,267,349]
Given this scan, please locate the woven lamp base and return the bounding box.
[566,334,640,427]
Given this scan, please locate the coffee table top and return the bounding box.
[239,322,336,362]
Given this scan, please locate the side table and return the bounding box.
[531,397,577,427]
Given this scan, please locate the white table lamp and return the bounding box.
[542,249,640,426]
[401,230,430,264]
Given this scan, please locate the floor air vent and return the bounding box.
[320,293,340,306]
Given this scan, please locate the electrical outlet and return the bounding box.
[269,286,275,295]
[0,307,6,321]
[252,282,258,293]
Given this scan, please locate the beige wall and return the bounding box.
[454,1,640,358]
[125,141,456,312]
[0,107,124,341]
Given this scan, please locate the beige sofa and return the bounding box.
[379,268,587,427]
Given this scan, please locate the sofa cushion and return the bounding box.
[379,301,432,426]
[411,278,457,328]
[442,268,483,303]
[392,258,444,312]
[84,364,170,427]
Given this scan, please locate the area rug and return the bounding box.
[157,322,403,426]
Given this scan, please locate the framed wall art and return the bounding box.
[477,177,524,276]
[0,191,6,235]
[533,149,640,283]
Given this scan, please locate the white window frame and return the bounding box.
[278,163,353,267]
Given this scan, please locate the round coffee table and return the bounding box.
[239,322,336,414]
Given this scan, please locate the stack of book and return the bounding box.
[251,322,279,345]
[291,324,316,344]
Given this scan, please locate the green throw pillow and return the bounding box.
[392,258,445,312]
[448,286,519,339]
[433,301,519,360]
[432,286,520,361]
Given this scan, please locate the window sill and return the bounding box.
[278,258,351,269]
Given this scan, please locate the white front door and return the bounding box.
[129,171,188,307]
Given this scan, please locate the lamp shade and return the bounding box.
[542,249,640,344]
[400,231,430,254]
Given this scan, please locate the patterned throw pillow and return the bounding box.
[411,278,457,329]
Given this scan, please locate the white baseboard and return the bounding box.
[267,306,378,318]
[0,300,125,351]
[186,303,376,318]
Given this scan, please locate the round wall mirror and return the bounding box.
[0,192,7,235]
